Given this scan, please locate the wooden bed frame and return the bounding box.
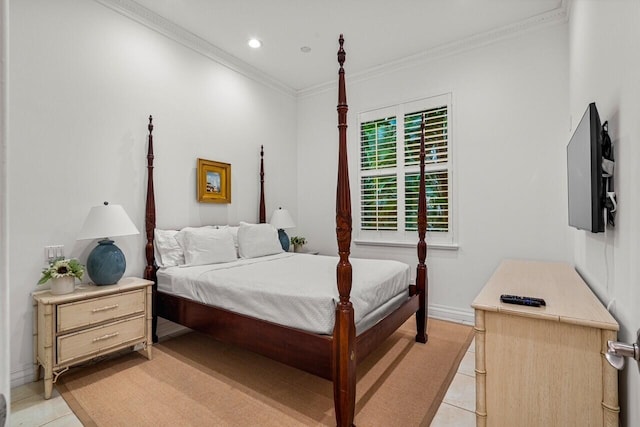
[144,35,428,427]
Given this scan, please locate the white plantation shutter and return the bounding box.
[404,107,448,167]
[404,105,449,232]
[361,175,398,230]
[405,170,449,231]
[357,94,453,245]
[360,116,396,171]
[360,116,398,231]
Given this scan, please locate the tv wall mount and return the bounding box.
[601,121,616,226]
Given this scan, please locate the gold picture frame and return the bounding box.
[197,158,231,203]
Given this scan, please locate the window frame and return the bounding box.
[354,93,456,249]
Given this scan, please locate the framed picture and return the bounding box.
[197,158,231,203]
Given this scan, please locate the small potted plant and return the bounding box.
[290,236,307,253]
[38,257,85,295]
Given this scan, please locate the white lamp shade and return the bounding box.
[269,207,295,229]
[77,203,139,240]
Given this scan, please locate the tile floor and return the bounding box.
[430,337,476,426]
[10,338,477,426]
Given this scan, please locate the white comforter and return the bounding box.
[157,253,411,335]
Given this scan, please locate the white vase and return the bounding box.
[51,276,76,295]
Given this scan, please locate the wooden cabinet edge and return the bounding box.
[474,309,487,426]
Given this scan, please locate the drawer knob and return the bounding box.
[92,332,120,342]
[91,304,119,313]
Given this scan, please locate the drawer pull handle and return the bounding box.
[92,304,119,313]
[92,332,119,342]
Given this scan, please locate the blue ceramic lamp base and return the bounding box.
[86,239,126,285]
[277,229,290,252]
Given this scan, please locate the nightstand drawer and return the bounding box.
[57,314,145,365]
[57,289,145,332]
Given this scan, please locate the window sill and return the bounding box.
[353,239,459,251]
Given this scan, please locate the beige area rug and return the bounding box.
[57,318,473,426]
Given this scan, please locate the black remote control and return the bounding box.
[500,294,546,307]
[501,294,546,305]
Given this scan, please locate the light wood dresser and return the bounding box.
[33,277,153,398]
[472,259,619,427]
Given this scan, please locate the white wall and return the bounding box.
[8,0,297,386]
[1,0,10,417]
[569,1,640,425]
[297,24,570,321]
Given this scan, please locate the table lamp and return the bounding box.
[77,202,139,285]
[270,207,295,251]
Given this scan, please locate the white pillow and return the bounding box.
[175,227,237,266]
[237,222,283,259]
[154,229,184,268]
[217,225,239,250]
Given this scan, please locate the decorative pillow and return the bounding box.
[175,227,237,266]
[237,222,283,259]
[154,229,184,268]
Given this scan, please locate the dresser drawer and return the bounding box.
[57,289,145,332]
[57,314,145,365]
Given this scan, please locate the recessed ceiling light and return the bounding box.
[300,46,311,53]
[248,38,262,49]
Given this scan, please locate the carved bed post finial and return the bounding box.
[333,34,356,427]
[338,34,345,68]
[415,114,428,343]
[259,145,266,223]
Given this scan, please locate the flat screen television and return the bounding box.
[567,102,604,232]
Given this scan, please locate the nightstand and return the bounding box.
[32,277,153,399]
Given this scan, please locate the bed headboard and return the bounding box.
[143,120,268,280]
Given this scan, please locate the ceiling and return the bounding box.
[129,0,565,92]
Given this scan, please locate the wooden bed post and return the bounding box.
[415,115,428,343]
[259,145,266,223]
[333,34,356,427]
[144,115,158,343]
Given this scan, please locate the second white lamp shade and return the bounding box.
[269,207,295,230]
[270,207,295,251]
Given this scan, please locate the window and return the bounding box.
[357,94,453,247]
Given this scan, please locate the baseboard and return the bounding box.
[156,317,190,339]
[10,363,34,389]
[428,304,475,325]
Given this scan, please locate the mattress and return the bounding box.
[157,252,411,335]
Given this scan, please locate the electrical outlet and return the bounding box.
[44,245,64,263]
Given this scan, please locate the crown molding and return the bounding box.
[298,1,569,98]
[95,0,567,100]
[93,0,296,98]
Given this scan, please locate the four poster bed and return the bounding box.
[143,35,429,427]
